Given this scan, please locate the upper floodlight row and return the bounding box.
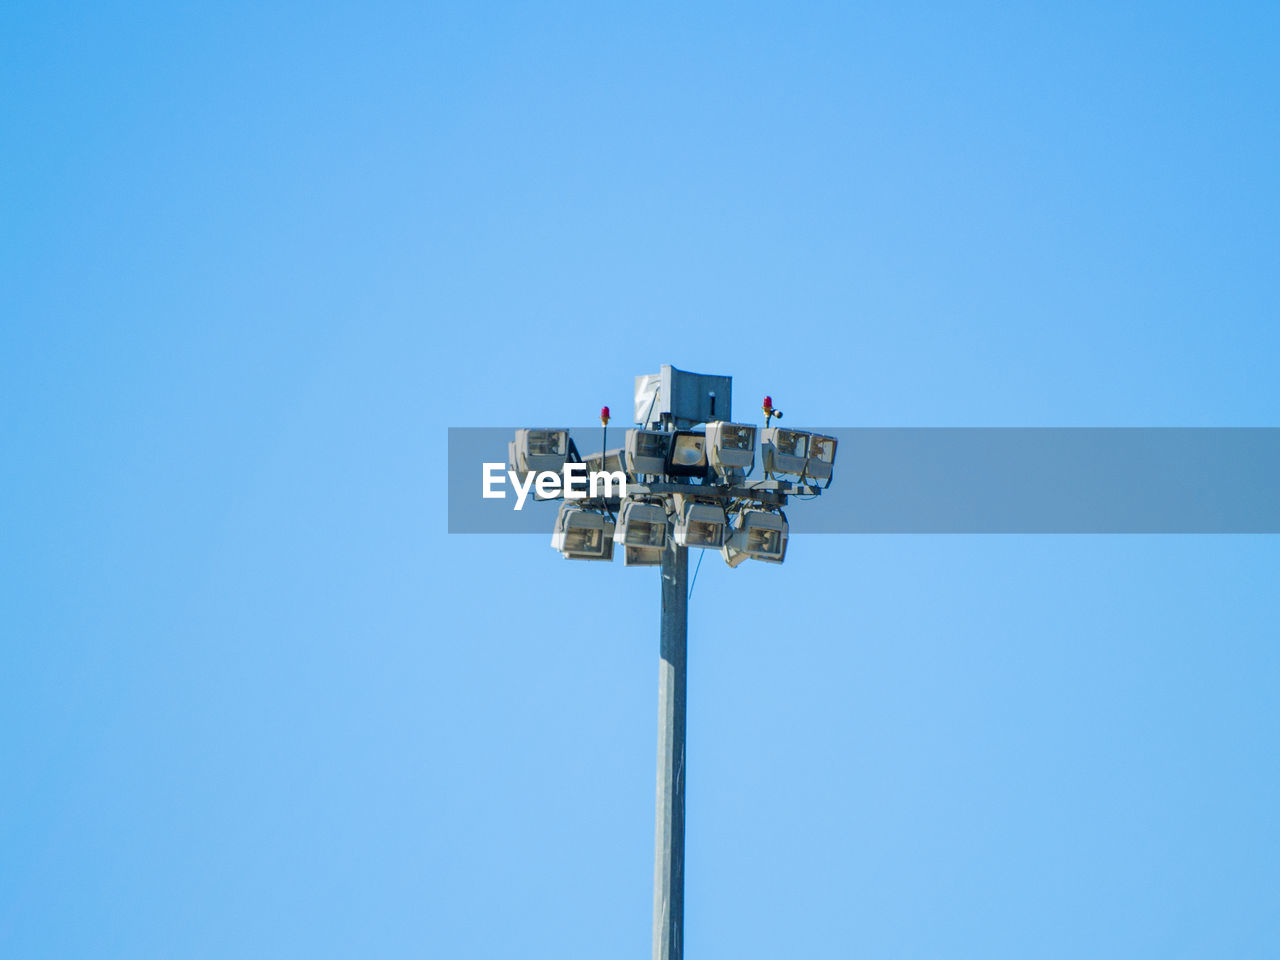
[510,424,837,485]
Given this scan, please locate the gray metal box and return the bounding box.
[634,364,733,427]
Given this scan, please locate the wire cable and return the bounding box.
[688,548,705,601]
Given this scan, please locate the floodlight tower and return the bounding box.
[654,520,687,960]
[511,365,835,960]
[634,366,734,960]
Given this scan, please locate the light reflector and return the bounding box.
[625,429,671,477]
[722,508,788,566]
[616,500,668,546]
[615,500,668,565]
[584,449,626,476]
[673,501,728,548]
[762,427,811,478]
[805,433,837,482]
[705,421,756,481]
[550,504,616,561]
[514,428,569,473]
[664,431,709,478]
[623,545,664,566]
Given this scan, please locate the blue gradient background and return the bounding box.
[3,3,1278,957]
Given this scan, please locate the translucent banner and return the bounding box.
[448,428,1280,534]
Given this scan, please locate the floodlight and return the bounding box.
[664,431,709,479]
[614,500,668,565]
[625,429,671,477]
[722,508,788,566]
[621,544,665,566]
[805,433,837,482]
[705,421,756,481]
[584,448,626,476]
[762,427,811,478]
[673,500,728,549]
[551,504,616,561]
[514,428,569,474]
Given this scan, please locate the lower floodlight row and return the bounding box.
[551,500,789,567]
[513,424,837,484]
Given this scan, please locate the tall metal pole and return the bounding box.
[653,542,688,960]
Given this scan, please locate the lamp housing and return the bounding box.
[584,448,626,476]
[673,500,728,549]
[550,504,616,561]
[762,427,811,478]
[625,429,671,477]
[805,433,838,482]
[722,508,788,566]
[614,500,668,565]
[664,431,710,479]
[705,421,757,481]
[514,428,569,474]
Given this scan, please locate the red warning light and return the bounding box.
[600,405,611,425]
[762,396,773,411]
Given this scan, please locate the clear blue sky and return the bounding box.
[3,2,1278,957]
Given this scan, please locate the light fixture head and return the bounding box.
[514,428,569,474]
[622,545,665,566]
[673,500,728,549]
[705,421,756,481]
[805,433,837,482]
[664,431,709,479]
[762,427,812,478]
[584,448,626,476]
[550,503,616,561]
[722,508,788,566]
[615,500,668,546]
[614,500,669,565]
[625,429,671,477]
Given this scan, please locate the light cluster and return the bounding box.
[510,406,836,568]
[761,427,838,481]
